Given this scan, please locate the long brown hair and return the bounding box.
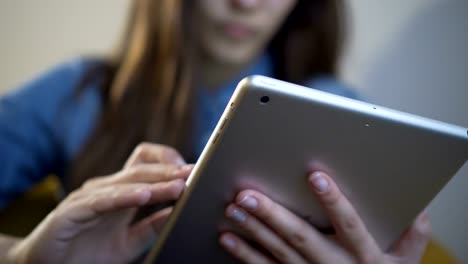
[68,0,346,190]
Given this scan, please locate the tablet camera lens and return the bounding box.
[260,96,270,104]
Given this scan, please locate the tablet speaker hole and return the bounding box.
[260,96,270,104]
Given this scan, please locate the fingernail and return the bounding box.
[310,172,329,193]
[229,208,247,223]
[173,164,194,175]
[134,188,151,203]
[175,157,186,166]
[238,195,258,210]
[221,235,236,249]
[134,187,149,194]
[180,164,194,173]
[423,207,429,215]
[419,208,430,220]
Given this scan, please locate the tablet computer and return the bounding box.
[145,75,468,263]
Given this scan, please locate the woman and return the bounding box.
[0,0,430,263]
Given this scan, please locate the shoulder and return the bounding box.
[0,57,107,128]
[1,57,103,107]
[0,57,107,158]
[303,76,364,101]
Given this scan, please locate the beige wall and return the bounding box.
[1,0,467,262]
[0,0,129,91]
[343,0,468,261]
[343,0,467,129]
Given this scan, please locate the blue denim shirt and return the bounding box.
[0,57,360,209]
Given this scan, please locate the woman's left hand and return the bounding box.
[219,171,431,264]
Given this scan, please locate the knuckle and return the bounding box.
[270,247,290,262]
[123,167,138,179]
[82,177,100,189]
[134,143,151,157]
[236,243,259,264]
[87,196,99,210]
[256,196,276,219]
[66,189,82,201]
[340,214,360,232]
[163,164,176,178]
[160,146,180,160]
[235,243,272,264]
[358,251,382,264]
[124,165,144,179]
[321,188,341,207]
[414,217,432,239]
[289,221,310,247]
[235,243,249,259]
[166,180,184,199]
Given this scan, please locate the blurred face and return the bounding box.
[195,0,297,66]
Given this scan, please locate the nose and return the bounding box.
[230,0,262,11]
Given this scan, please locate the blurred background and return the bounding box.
[0,0,467,261]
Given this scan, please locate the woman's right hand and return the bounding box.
[9,143,194,264]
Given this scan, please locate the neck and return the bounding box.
[198,55,259,90]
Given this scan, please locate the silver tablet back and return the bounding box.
[147,76,468,263]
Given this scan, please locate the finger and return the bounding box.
[127,207,174,258]
[308,171,382,262]
[116,163,194,184]
[61,185,150,225]
[68,180,185,223]
[81,164,193,190]
[391,210,431,262]
[220,233,277,264]
[124,142,186,168]
[225,205,307,264]
[235,190,336,262]
[143,179,186,205]
[141,207,174,233]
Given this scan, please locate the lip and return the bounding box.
[221,21,256,41]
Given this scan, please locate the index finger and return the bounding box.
[124,143,186,168]
[65,180,185,224]
[234,190,335,262]
[308,171,382,262]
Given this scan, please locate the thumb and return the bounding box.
[391,210,431,262]
[126,207,173,258]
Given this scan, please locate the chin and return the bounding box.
[215,52,254,66]
[203,41,261,66]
